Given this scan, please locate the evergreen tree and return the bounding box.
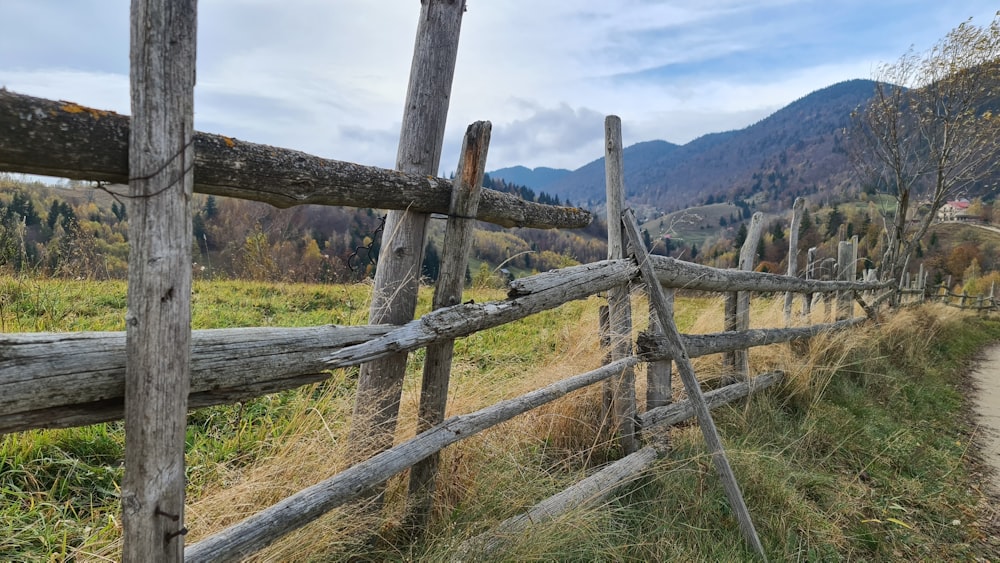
[203,195,219,219]
[735,223,748,248]
[422,241,440,281]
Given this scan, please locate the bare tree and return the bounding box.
[848,14,1000,286]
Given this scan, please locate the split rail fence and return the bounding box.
[0,2,898,561]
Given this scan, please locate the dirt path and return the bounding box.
[971,346,1000,493]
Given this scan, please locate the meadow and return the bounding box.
[2,276,999,561]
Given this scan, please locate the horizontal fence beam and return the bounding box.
[0,90,589,230]
[185,356,641,562]
[0,325,391,435]
[636,317,866,362]
[649,255,890,293]
[639,370,784,431]
[325,260,636,367]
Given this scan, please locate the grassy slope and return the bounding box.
[1,278,999,561]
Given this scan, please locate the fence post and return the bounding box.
[604,115,637,454]
[961,291,968,309]
[122,1,196,560]
[784,197,805,326]
[836,240,854,320]
[406,121,490,531]
[621,210,766,557]
[349,0,465,465]
[733,212,763,382]
[803,246,816,318]
[647,294,673,412]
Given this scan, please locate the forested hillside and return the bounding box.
[0,174,606,283]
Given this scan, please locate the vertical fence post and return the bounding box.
[604,115,637,455]
[803,246,816,318]
[836,240,854,320]
[784,197,805,326]
[406,121,490,532]
[122,1,196,560]
[917,263,925,302]
[349,0,465,465]
[733,212,763,382]
[646,293,673,413]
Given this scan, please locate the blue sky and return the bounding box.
[1,1,997,176]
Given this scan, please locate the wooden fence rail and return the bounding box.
[0,90,589,230]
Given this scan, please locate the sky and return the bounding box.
[1,1,998,178]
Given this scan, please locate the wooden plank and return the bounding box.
[646,293,673,411]
[324,261,637,368]
[184,356,641,561]
[836,241,854,320]
[640,371,784,431]
[803,247,817,317]
[621,209,767,558]
[122,0,196,559]
[784,197,805,325]
[604,115,637,454]
[0,325,390,435]
[734,212,764,381]
[454,446,660,560]
[348,0,466,465]
[636,318,865,361]
[507,257,888,296]
[0,90,589,230]
[408,121,491,529]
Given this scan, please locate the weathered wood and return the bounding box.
[0,90,588,230]
[325,261,637,368]
[348,0,466,466]
[651,255,887,293]
[408,121,490,529]
[723,292,738,372]
[122,1,196,559]
[509,257,886,296]
[734,212,765,382]
[636,318,866,362]
[454,446,660,561]
[184,356,641,562]
[647,292,673,411]
[803,247,817,317]
[0,325,390,435]
[640,371,784,431]
[836,241,854,320]
[604,115,637,454]
[622,209,766,558]
[784,198,805,325]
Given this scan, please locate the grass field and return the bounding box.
[2,276,999,561]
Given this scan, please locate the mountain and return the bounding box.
[487,166,572,191]
[542,79,878,212]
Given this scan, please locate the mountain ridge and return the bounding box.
[495,79,879,212]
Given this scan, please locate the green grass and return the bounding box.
[1,276,999,561]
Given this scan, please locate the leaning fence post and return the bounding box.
[348,0,465,465]
[621,209,767,558]
[733,212,763,382]
[604,115,637,454]
[836,240,854,320]
[784,197,805,326]
[406,121,490,532]
[122,0,196,560]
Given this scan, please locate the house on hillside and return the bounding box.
[938,199,970,221]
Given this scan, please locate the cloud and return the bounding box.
[441,101,606,174]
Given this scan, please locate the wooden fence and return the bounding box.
[0,2,900,561]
